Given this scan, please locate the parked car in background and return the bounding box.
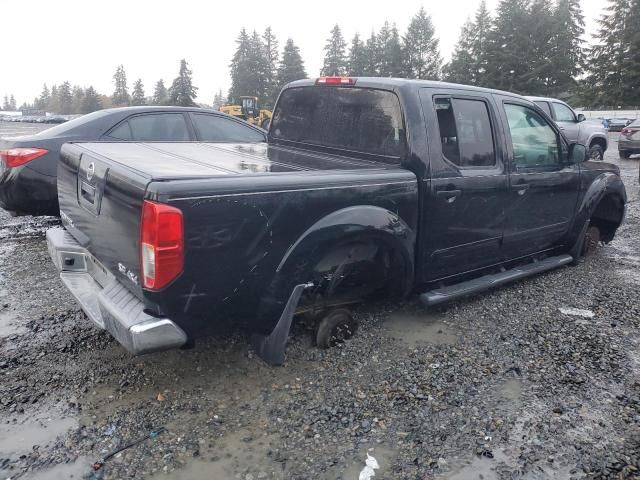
[526,96,609,160]
[0,106,267,216]
[607,118,634,132]
[618,119,640,159]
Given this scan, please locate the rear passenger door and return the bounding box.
[419,89,509,281]
[103,113,193,141]
[496,98,579,258]
[190,113,266,143]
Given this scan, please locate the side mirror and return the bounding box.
[569,143,587,163]
[577,113,586,122]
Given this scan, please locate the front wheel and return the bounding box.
[588,144,604,161]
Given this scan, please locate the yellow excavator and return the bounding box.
[219,96,272,130]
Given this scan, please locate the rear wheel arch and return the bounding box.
[590,192,625,243]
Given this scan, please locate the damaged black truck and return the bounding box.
[47,77,626,364]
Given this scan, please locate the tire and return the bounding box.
[315,309,357,349]
[619,150,631,159]
[261,118,270,130]
[582,225,601,257]
[588,144,604,161]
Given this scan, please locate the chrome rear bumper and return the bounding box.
[46,227,187,355]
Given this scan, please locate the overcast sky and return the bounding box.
[1,0,605,106]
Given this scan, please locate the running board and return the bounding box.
[420,254,573,307]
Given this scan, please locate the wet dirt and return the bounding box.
[382,310,458,346]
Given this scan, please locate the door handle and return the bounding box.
[436,189,462,203]
[511,183,530,195]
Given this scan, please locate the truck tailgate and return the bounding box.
[57,143,149,299]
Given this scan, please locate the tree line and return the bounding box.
[1,59,199,114]
[3,0,639,113]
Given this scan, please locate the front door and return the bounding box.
[419,89,509,282]
[551,101,580,143]
[498,99,580,258]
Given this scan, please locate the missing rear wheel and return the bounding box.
[316,309,357,349]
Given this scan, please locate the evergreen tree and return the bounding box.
[548,0,584,96]
[471,0,493,87]
[627,0,640,104]
[522,0,556,95]
[321,25,347,76]
[9,95,17,111]
[380,23,405,77]
[212,89,226,110]
[58,82,73,114]
[112,65,130,106]
[3,95,10,110]
[348,33,368,76]
[484,0,532,92]
[276,38,307,89]
[362,31,379,76]
[249,30,270,103]
[229,28,259,101]
[131,79,146,105]
[263,26,279,105]
[168,59,198,106]
[71,86,84,114]
[444,19,477,84]
[48,85,60,113]
[403,7,442,79]
[81,86,102,113]
[152,79,168,105]
[38,84,50,111]
[376,22,392,74]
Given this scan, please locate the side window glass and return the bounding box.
[534,101,552,117]
[106,121,132,140]
[552,103,575,122]
[504,103,560,169]
[128,114,190,141]
[434,97,496,168]
[192,114,266,143]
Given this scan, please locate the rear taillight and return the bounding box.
[316,76,355,85]
[0,147,48,168]
[621,127,636,135]
[140,200,184,290]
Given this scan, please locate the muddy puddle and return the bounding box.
[0,411,77,458]
[383,311,458,347]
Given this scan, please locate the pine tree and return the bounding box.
[549,0,584,96]
[321,25,347,76]
[627,0,640,104]
[112,65,130,106]
[9,95,17,111]
[444,19,476,84]
[276,38,307,90]
[38,84,50,111]
[403,7,442,79]
[71,86,84,114]
[168,59,198,106]
[48,85,60,113]
[348,33,368,76]
[586,0,633,107]
[362,31,379,76]
[212,89,226,110]
[152,80,168,105]
[2,96,9,110]
[58,82,72,114]
[380,24,405,77]
[522,0,556,95]
[249,30,269,103]
[484,0,532,92]
[229,29,259,101]
[471,0,493,87]
[131,79,146,105]
[376,22,392,74]
[263,27,279,106]
[81,86,102,113]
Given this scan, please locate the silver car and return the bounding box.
[526,96,609,161]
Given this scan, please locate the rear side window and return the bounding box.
[271,87,406,159]
[106,122,132,140]
[552,102,575,122]
[126,114,190,141]
[534,101,552,117]
[434,97,496,168]
[192,114,265,143]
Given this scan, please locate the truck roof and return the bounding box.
[284,77,529,102]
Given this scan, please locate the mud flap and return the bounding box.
[251,282,313,366]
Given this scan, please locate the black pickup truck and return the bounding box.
[47,77,627,364]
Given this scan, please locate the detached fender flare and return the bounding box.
[567,172,626,248]
[255,206,416,333]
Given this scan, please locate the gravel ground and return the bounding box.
[0,125,638,480]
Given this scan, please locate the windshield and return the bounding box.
[35,110,110,136]
[270,87,406,159]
